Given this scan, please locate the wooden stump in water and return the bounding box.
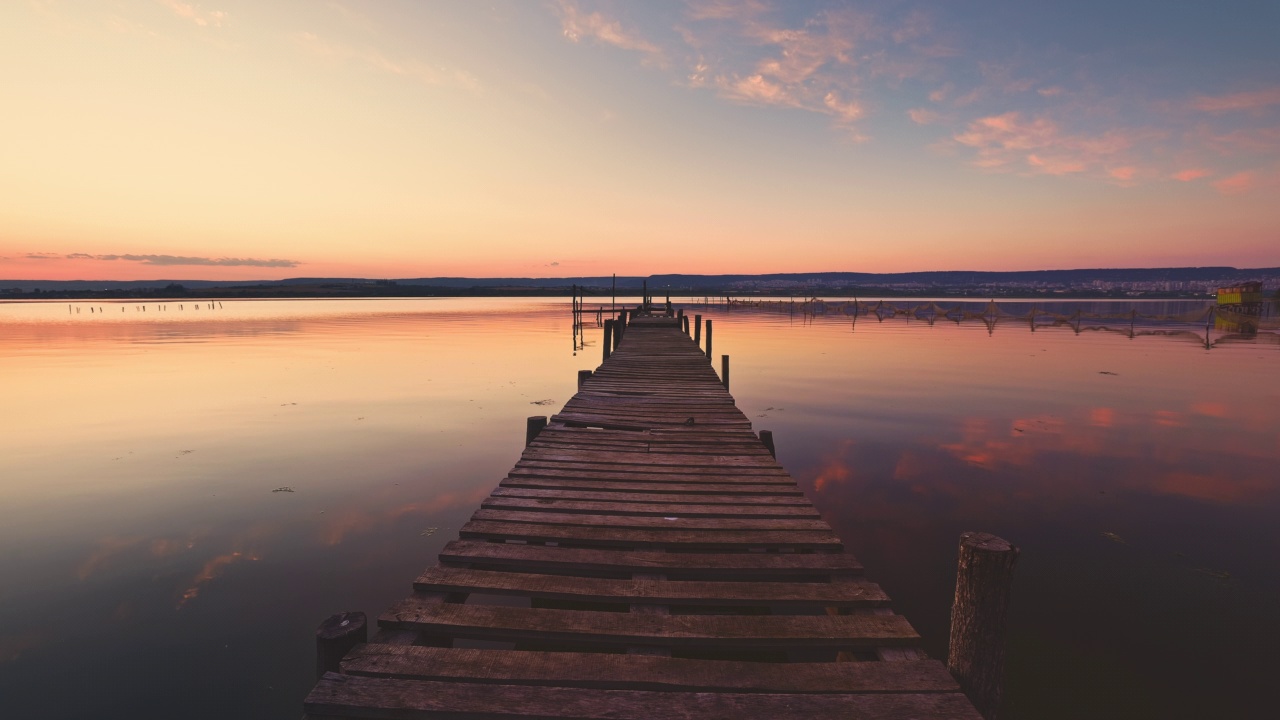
[948,532,1018,720]
[721,354,730,391]
[759,430,775,458]
[705,320,713,359]
[577,369,592,390]
[316,611,366,679]
[602,320,613,360]
[526,416,548,446]
[694,314,702,345]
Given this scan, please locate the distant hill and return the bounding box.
[3,267,1277,299]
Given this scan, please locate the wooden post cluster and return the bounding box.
[315,611,366,679]
[602,320,614,361]
[526,416,548,446]
[948,532,1019,720]
[705,320,713,359]
[759,430,775,458]
[720,354,730,391]
[577,369,593,390]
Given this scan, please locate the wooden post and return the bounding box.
[577,369,593,389]
[694,314,702,345]
[316,611,366,679]
[705,319,713,359]
[526,416,548,446]
[613,314,624,350]
[720,354,729,391]
[602,320,613,360]
[759,430,775,458]
[948,532,1019,720]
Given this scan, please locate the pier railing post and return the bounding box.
[526,416,548,446]
[316,611,366,679]
[602,320,614,360]
[948,532,1018,720]
[705,320,713,359]
[694,314,702,345]
[758,430,775,458]
[721,354,729,390]
[577,369,593,389]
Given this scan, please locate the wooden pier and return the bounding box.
[304,312,983,719]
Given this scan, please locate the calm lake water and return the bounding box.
[1,297,1277,719]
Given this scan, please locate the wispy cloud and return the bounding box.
[953,112,1137,177]
[1192,87,1280,113]
[27,253,300,268]
[1213,170,1257,195]
[156,0,226,28]
[1172,168,1212,182]
[908,107,940,125]
[294,31,482,94]
[556,1,662,59]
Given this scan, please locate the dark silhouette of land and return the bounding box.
[3,267,1278,300]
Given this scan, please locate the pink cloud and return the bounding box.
[1108,166,1138,182]
[908,108,939,125]
[1027,154,1086,175]
[1193,87,1280,113]
[684,0,769,22]
[1038,86,1064,97]
[1172,168,1212,182]
[823,91,863,124]
[719,73,793,106]
[954,111,1137,178]
[557,1,662,57]
[1213,171,1257,195]
[157,0,226,28]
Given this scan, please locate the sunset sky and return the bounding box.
[2,0,1278,281]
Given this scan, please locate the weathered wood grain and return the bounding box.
[379,601,920,648]
[306,674,984,719]
[340,645,958,693]
[412,567,887,606]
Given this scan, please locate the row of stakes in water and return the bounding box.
[70,302,224,313]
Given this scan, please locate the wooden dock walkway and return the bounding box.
[304,313,983,719]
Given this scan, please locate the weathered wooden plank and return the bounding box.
[480,497,820,519]
[340,645,958,693]
[469,509,831,532]
[490,487,811,505]
[413,567,886,606]
[305,674,983,719]
[512,460,791,477]
[506,467,796,484]
[438,540,863,577]
[379,601,920,648]
[459,520,843,549]
[500,477,803,495]
[519,450,781,469]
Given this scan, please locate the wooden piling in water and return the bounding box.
[721,354,730,391]
[694,314,702,345]
[316,611,366,679]
[526,416,548,446]
[602,320,614,361]
[577,369,593,390]
[705,319,713,359]
[759,430,775,458]
[948,532,1018,720]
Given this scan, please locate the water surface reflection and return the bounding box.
[1,298,1276,719]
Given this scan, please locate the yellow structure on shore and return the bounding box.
[1217,281,1263,306]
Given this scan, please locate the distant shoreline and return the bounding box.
[0,286,1234,302]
